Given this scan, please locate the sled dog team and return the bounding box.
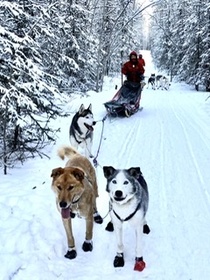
[51,104,150,272]
[147,73,170,90]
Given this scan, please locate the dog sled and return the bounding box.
[104,81,142,117]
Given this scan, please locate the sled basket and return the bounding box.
[104,81,142,117]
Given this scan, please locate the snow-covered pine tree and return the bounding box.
[0,1,67,174]
[150,0,210,88]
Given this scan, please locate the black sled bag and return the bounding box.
[104,81,142,117]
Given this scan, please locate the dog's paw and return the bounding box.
[143,224,150,234]
[105,221,114,232]
[134,257,146,271]
[70,212,76,218]
[113,253,124,267]
[64,249,77,259]
[82,241,93,252]
[94,213,103,224]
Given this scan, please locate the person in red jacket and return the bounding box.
[138,54,145,67]
[122,51,145,84]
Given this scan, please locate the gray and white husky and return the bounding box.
[103,166,150,272]
[69,104,96,158]
[156,75,170,90]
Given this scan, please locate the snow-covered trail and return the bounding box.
[1,50,210,280]
[93,81,210,279]
[139,89,210,279]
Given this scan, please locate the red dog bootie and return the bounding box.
[134,257,146,271]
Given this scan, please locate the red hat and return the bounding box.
[130,51,137,57]
[129,51,137,61]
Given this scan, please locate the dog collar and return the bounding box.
[71,197,81,205]
[113,201,141,222]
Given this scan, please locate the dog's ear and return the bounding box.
[51,167,64,179]
[103,166,116,179]
[127,167,141,179]
[79,104,85,114]
[88,104,92,111]
[72,168,84,181]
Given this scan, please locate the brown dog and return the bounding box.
[51,146,102,259]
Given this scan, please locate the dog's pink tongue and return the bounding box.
[87,124,94,131]
[85,123,94,131]
[61,207,70,219]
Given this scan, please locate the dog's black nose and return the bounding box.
[115,190,123,198]
[92,121,96,126]
[59,201,67,208]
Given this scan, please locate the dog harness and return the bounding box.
[74,130,92,144]
[112,201,141,222]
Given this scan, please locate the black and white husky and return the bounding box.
[103,166,150,272]
[69,104,96,158]
[147,73,156,89]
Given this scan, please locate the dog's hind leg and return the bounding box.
[92,194,103,224]
[105,221,114,231]
[93,189,103,224]
[90,174,103,224]
[93,211,103,224]
[143,218,150,234]
[106,220,150,234]
[143,224,150,234]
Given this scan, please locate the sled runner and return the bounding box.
[104,81,142,117]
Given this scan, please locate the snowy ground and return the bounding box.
[1,51,210,280]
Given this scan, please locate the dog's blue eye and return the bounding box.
[124,181,129,185]
[112,180,117,184]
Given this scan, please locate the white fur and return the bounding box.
[71,137,92,158]
[110,209,144,257]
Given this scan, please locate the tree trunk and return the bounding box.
[2,106,8,175]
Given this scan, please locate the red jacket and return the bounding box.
[122,61,145,83]
[139,58,145,67]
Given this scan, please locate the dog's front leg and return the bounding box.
[111,214,124,267]
[82,216,93,252]
[62,218,77,259]
[85,138,92,158]
[133,222,146,272]
[135,223,144,258]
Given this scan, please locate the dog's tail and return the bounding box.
[57,146,78,160]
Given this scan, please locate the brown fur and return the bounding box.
[51,146,99,257]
